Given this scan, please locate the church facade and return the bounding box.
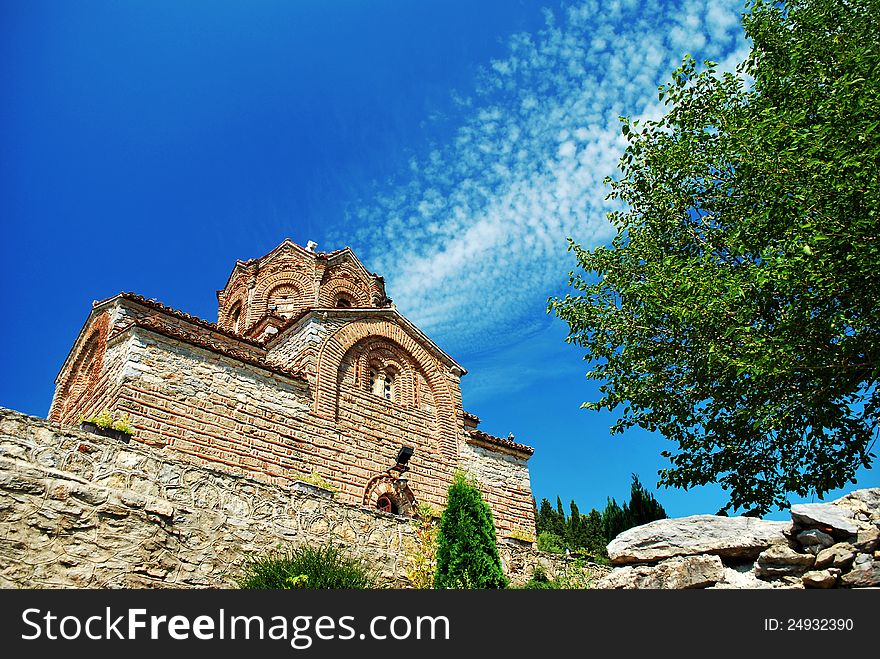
[49,239,536,538]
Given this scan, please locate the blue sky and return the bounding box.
[2,0,875,519]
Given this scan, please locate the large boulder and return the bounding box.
[790,503,859,536]
[596,555,724,589]
[607,515,789,565]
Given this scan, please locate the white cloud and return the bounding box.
[339,0,749,358]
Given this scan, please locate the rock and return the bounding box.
[144,499,174,518]
[852,553,873,570]
[853,526,879,553]
[814,543,856,570]
[754,544,815,578]
[797,529,835,553]
[597,554,724,589]
[607,515,789,565]
[711,566,775,589]
[790,502,859,536]
[801,569,839,589]
[840,561,880,588]
[831,488,880,517]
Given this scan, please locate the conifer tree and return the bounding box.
[602,497,628,542]
[583,509,608,558]
[434,472,507,589]
[626,473,667,527]
[567,500,585,549]
[536,498,555,535]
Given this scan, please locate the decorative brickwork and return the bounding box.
[50,240,536,538]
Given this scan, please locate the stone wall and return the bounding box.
[597,489,880,589]
[0,408,583,588]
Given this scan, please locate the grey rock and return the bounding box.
[607,515,789,565]
[832,488,880,516]
[814,543,856,570]
[840,561,880,588]
[711,566,775,589]
[791,502,859,536]
[797,529,835,553]
[852,553,873,570]
[597,554,724,589]
[755,544,815,577]
[801,569,839,589]
[853,526,880,553]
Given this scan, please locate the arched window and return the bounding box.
[228,302,243,333]
[267,284,301,318]
[376,494,398,514]
[335,296,353,308]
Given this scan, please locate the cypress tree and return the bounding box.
[567,500,584,549]
[602,497,628,542]
[434,472,507,589]
[583,508,608,558]
[626,473,667,527]
[536,498,555,535]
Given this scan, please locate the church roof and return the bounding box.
[467,429,534,457]
[217,238,375,296]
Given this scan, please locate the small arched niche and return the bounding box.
[364,474,416,516]
[267,283,303,318]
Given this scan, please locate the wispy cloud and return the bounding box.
[342,0,750,356]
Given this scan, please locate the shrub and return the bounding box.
[111,414,133,435]
[553,557,600,589]
[537,531,566,554]
[519,565,557,590]
[300,471,337,493]
[237,544,376,589]
[434,471,507,589]
[406,503,439,589]
[79,409,115,429]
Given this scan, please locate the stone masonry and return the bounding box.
[0,408,596,588]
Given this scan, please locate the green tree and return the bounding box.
[567,500,585,549]
[602,498,628,542]
[550,0,880,515]
[535,498,553,535]
[536,497,566,537]
[626,474,667,527]
[582,508,608,559]
[434,472,507,589]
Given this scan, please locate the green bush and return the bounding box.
[237,544,376,589]
[537,531,566,554]
[434,471,507,589]
[519,565,558,590]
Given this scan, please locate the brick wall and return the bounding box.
[50,296,536,538]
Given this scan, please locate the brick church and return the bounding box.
[49,239,536,538]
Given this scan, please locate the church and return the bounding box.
[49,239,536,539]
